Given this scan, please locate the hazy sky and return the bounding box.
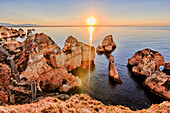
[0,0,170,26]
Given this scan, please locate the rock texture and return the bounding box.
[63,36,95,70]
[128,48,169,99]
[17,33,81,92]
[17,28,26,37]
[0,94,169,113]
[109,55,122,83]
[96,35,116,54]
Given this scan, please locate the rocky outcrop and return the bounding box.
[109,55,122,83]
[128,48,165,76]
[96,35,116,53]
[0,26,18,39]
[27,29,33,37]
[144,71,170,99]
[17,28,26,37]
[128,48,169,99]
[63,36,95,70]
[17,33,81,92]
[0,94,169,113]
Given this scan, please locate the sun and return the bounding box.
[88,17,95,25]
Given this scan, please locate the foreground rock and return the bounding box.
[109,55,122,83]
[144,71,170,99]
[0,94,169,113]
[128,48,169,99]
[96,35,116,54]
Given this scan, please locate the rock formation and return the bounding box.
[163,60,170,75]
[0,94,169,113]
[17,28,26,37]
[27,29,33,37]
[96,35,116,54]
[109,54,122,83]
[0,26,96,104]
[128,48,169,99]
[63,36,95,70]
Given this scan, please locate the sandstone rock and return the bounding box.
[109,55,122,83]
[17,33,81,92]
[128,48,169,99]
[96,35,116,54]
[128,48,165,69]
[27,29,33,37]
[144,71,170,99]
[0,26,10,38]
[63,36,95,70]
[0,94,169,113]
[17,28,26,38]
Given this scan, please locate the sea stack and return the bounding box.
[109,54,122,83]
[96,35,116,54]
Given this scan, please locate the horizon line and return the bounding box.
[2,25,170,27]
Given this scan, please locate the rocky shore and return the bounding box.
[0,26,95,104]
[0,94,169,113]
[0,26,169,112]
[128,48,170,100]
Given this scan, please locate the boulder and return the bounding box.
[96,35,116,53]
[109,55,122,83]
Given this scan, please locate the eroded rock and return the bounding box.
[96,35,116,53]
[109,55,122,83]
[128,48,169,99]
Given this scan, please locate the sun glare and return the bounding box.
[88,17,95,25]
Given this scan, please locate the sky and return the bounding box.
[0,0,170,26]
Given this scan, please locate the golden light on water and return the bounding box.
[87,17,95,93]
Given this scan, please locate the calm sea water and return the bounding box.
[17,27,170,110]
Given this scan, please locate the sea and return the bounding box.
[16,26,170,110]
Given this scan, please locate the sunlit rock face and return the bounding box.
[96,35,116,53]
[17,33,81,92]
[128,48,169,99]
[109,54,122,83]
[63,35,95,70]
[128,48,165,75]
[0,94,169,113]
[144,71,170,99]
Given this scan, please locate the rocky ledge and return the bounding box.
[128,48,170,99]
[0,26,95,104]
[0,94,169,113]
[109,54,122,83]
[96,35,116,54]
